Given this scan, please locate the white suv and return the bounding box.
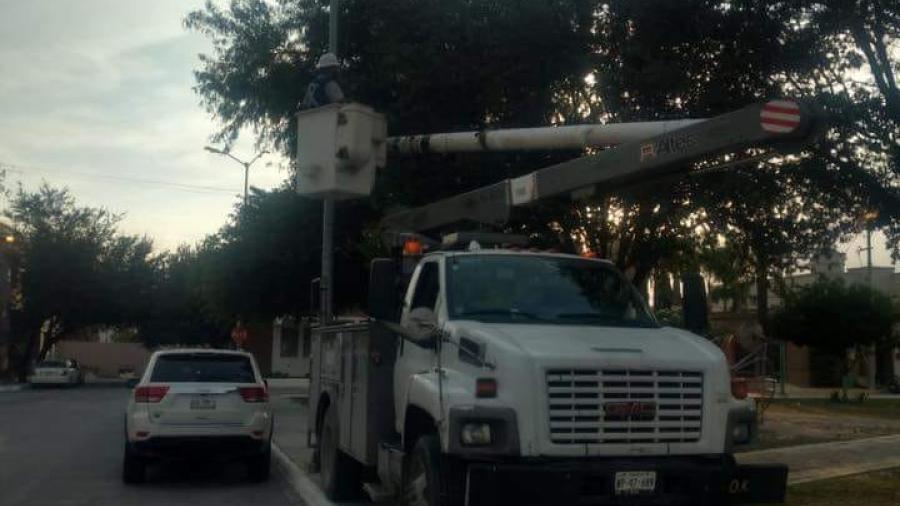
[123,349,273,483]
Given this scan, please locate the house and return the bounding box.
[709,251,900,387]
[270,316,312,377]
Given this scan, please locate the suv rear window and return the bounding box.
[150,354,256,383]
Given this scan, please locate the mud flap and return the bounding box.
[725,464,788,504]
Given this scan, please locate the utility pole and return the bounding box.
[204,146,267,206]
[320,0,339,324]
[860,210,878,389]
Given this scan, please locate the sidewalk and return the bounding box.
[268,378,316,472]
[738,434,900,484]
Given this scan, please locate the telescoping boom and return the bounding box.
[382,99,819,232]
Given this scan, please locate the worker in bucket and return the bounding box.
[298,52,345,110]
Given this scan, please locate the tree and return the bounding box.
[592,0,886,330]
[185,0,899,326]
[138,245,230,348]
[771,278,895,381]
[6,184,158,378]
[700,242,753,312]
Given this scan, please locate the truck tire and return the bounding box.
[319,406,361,500]
[122,443,146,484]
[402,435,463,506]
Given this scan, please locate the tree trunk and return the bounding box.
[15,332,38,383]
[755,258,770,336]
[653,271,674,310]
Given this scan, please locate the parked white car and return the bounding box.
[123,349,273,483]
[28,359,83,386]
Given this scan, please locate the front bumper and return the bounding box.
[130,435,269,459]
[464,455,787,505]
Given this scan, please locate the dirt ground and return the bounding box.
[786,467,900,506]
[753,400,900,450]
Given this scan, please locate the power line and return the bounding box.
[0,161,241,196]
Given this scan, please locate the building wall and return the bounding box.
[709,311,813,387]
[271,317,310,377]
[53,341,151,378]
[785,342,811,387]
[243,321,274,377]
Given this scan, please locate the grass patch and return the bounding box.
[769,399,900,420]
[787,468,900,506]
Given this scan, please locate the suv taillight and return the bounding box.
[239,386,268,403]
[134,385,169,403]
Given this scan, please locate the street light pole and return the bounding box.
[320,0,339,324]
[243,162,250,207]
[204,146,267,206]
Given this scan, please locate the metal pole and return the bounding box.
[320,0,339,324]
[866,225,876,388]
[386,120,705,155]
[779,342,787,396]
[243,163,250,207]
[329,0,338,52]
[866,226,873,283]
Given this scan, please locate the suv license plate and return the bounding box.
[614,471,657,495]
[190,397,216,410]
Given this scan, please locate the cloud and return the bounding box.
[0,0,288,251]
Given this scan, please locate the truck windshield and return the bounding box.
[446,255,658,328]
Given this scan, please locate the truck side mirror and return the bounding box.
[406,307,438,347]
[681,272,709,335]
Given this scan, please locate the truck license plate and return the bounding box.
[190,396,216,410]
[614,471,656,495]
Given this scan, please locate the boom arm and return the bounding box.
[386,119,704,154]
[383,100,819,232]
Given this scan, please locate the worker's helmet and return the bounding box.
[316,52,339,70]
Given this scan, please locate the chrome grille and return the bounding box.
[546,369,703,444]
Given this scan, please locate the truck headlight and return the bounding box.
[461,422,492,446]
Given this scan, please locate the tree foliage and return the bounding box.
[193,186,369,321]
[771,278,895,359]
[6,185,158,371]
[184,1,900,330]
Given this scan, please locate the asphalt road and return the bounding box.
[0,385,304,506]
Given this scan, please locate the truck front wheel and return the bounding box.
[403,435,463,506]
[319,406,361,500]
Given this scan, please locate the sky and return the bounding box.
[0,0,286,250]
[0,0,895,270]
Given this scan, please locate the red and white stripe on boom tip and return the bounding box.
[760,100,802,134]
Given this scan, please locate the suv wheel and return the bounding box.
[247,443,272,483]
[122,444,146,484]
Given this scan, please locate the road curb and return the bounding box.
[0,384,27,392]
[272,442,335,506]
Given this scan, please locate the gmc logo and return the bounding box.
[604,401,657,420]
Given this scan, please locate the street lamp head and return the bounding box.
[204,146,225,154]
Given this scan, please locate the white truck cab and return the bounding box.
[309,238,781,506]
